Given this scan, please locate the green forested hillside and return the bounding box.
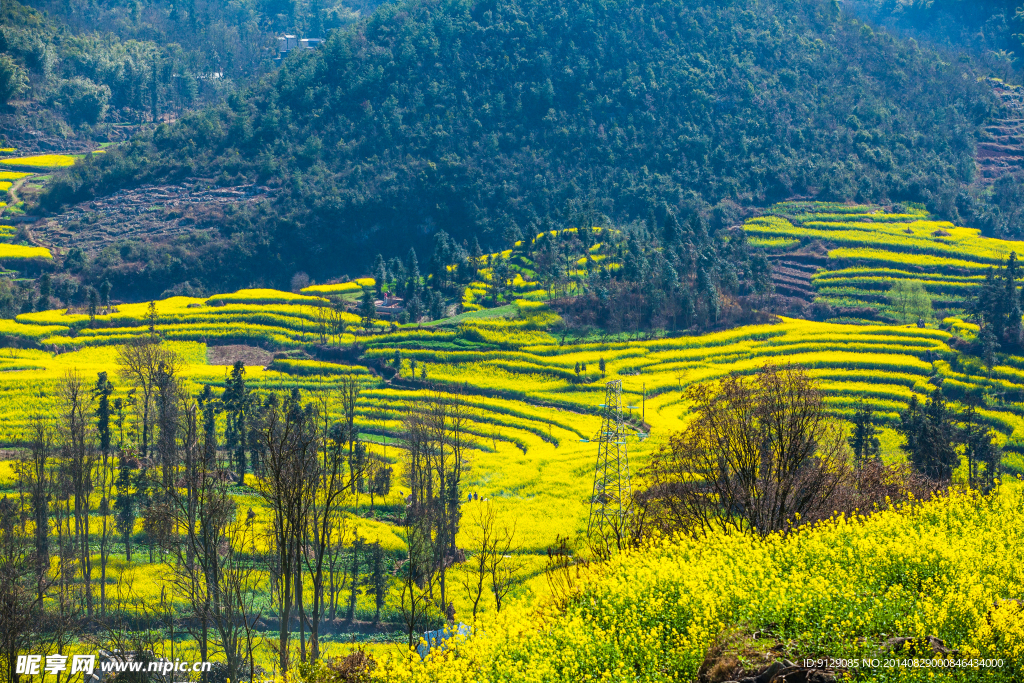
[0,0,165,122]
[0,0,381,152]
[846,0,1023,75]
[39,0,1011,295]
[18,0,386,97]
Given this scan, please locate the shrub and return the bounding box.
[0,54,27,105]
[56,77,111,125]
[638,364,850,539]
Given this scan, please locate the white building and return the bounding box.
[275,35,324,65]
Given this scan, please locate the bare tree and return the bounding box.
[14,417,53,599]
[330,302,348,347]
[164,469,259,683]
[0,496,51,683]
[487,517,522,613]
[48,478,81,678]
[58,370,97,616]
[457,501,521,616]
[303,385,354,662]
[459,502,494,620]
[402,392,470,621]
[253,392,318,675]
[89,567,163,682]
[339,377,361,496]
[398,521,439,649]
[637,364,850,539]
[116,337,180,460]
[154,357,180,490]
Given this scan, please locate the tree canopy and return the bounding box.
[39,0,1013,295]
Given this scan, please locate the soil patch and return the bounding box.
[207,345,273,367]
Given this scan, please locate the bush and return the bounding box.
[637,364,850,539]
[0,54,28,104]
[296,652,377,683]
[56,77,111,125]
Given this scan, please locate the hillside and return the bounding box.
[0,0,383,159]
[0,0,204,152]
[846,0,1023,77]
[33,0,1013,297]
[378,484,1024,681]
[745,202,1024,321]
[1,202,1024,677]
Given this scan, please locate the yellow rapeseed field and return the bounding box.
[376,484,1024,682]
[3,202,1024,674]
[0,243,53,260]
[0,154,77,169]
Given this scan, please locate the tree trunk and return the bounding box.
[296,555,306,663]
[81,507,93,616]
[99,529,107,615]
[347,544,358,622]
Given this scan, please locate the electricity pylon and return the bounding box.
[586,379,633,556]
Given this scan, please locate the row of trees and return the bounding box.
[0,331,531,683]
[0,336,396,682]
[971,252,1024,351]
[369,211,773,333]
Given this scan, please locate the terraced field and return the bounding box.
[3,201,1024,666]
[1,288,1023,479]
[744,202,1022,322]
[0,152,71,265]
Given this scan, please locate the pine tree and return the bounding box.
[93,372,114,456]
[368,541,387,623]
[847,402,880,471]
[373,254,388,296]
[407,247,421,299]
[36,274,51,311]
[503,222,524,249]
[359,287,377,327]
[406,293,423,323]
[980,322,998,378]
[223,362,249,484]
[199,384,220,467]
[99,280,112,309]
[347,537,363,621]
[114,453,141,562]
[961,402,1001,489]
[88,287,99,324]
[663,212,678,245]
[899,389,959,481]
[146,301,159,339]
[431,230,455,289]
